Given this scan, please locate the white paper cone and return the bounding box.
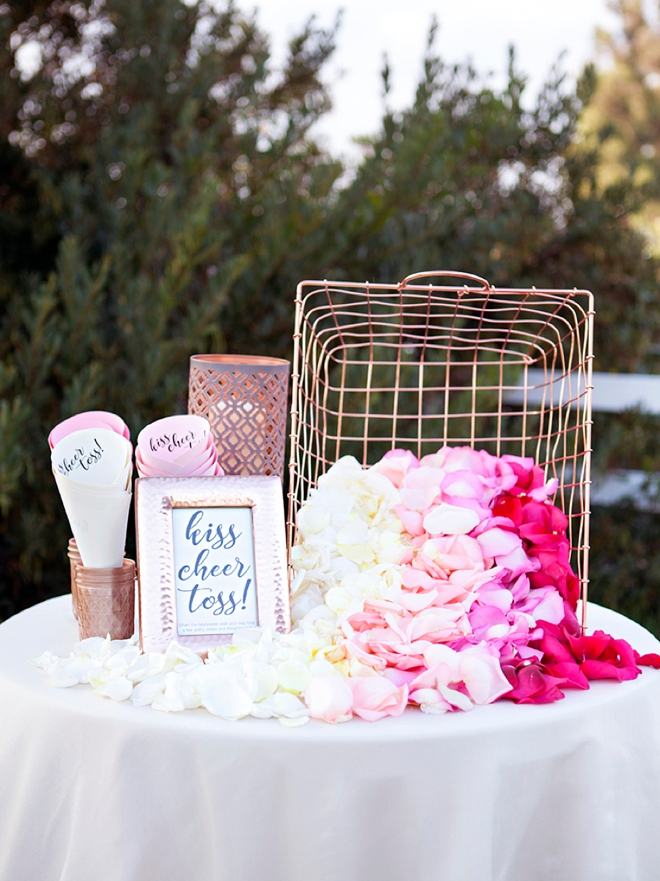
[53,468,130,498]
[52,428,132,487]
[113,459,133,488]
[54,471,131,568]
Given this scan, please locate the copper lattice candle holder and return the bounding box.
[188,354,290,478]
[287,271,594,626]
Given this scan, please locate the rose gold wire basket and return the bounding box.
[287,271,594,624]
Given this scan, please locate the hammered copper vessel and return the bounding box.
[188,354,290,478]
[76,558,136,640]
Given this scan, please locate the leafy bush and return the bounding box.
[2,1,660,631]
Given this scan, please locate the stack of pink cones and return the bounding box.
[136,415,223,477]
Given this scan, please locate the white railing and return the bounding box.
[504,369,660,509]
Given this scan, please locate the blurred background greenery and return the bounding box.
[3,0,660,634]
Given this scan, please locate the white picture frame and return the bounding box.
[135,476,290,654]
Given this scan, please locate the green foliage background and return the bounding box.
[2,0,660,634]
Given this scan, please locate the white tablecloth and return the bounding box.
[1,597,660,881]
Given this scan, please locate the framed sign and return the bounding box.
[135,476,290,654]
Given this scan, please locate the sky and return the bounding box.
[254,0,623,162]
[12,0,647,163]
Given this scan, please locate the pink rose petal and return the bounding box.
[350,677,409,721]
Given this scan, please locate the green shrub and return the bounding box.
[2,2,660,630]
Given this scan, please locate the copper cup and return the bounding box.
[67,538,82,620]
[188,354,290,478]
[75,558,136,640]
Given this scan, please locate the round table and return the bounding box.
[1,597,659,881]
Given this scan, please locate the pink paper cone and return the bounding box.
[49,410,130,449]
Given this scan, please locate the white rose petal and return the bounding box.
[132,674,167,707]
[291,586,324,623]
[336,520,368,546]
[165,641,203,667]
[298,504,330,536]
[247,662,278,701]
[415,688,450,714]
[278,714,310,727]
[87,664,113,690]
[72,636,111,658]
[270,691,308,718]
[252,691,309,725]
[274,696,309,726]
[231,628,265,649]
[44,661,80,688]
[336,521,375,564]
[436,682,474,712]
[152,671,201,712]
[58,654,96,683]
[193,669,254,720]
[126,652,168,683]
[277,659,313,695]
[423,503,480,536]
[93,675,133,702]
[105,646,142,671]
[29,651,60,669]
[304,673,353,723]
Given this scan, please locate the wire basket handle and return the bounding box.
[400,270,491,290]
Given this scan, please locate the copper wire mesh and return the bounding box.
[287,271,594,620]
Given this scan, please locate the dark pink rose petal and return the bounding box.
[538,631,575,666]
[492,496,523,525]
[580,659,640,681]
[501,662,565,703]
[635,651,660,668]
[546,661,589,689]
[566,631,612,661]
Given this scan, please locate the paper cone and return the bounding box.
[137,434,214,470]
[54,471,131,568]
[136,439,219,477]
[49,410,130,449]
[113,458,133,489]
[135,447,183,475]
[53,471,131,499]
[137,415,211,465]
[176,439,217,469]
[52,428,132,487]
[171,444,217,473]
[162,431,215,468]
[135,449,180,477]
[188,456,222,476]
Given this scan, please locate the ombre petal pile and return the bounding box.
[33,446,660,724]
